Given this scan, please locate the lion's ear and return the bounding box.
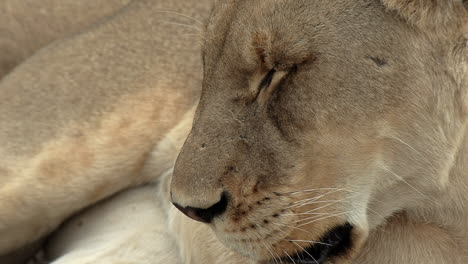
[381,0,467,30]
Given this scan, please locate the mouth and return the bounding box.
[278,223,354,264]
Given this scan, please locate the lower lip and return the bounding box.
[279,222,354,264]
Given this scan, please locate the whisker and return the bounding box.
[291,241,320,264]
[299,194,360,214]
[288,189,351,209]
[291,188,387,206]
[292,213,335,224]
[274,228,331,249]
[288,239,332,247]
[389,136,436,171]
[272,222,314,236]
[282,249,297,264]
[381,165,439,205]
[288,189,345,205]
[285,188,346,196]
[288,199,344,209]
[161,21,202,32]
[297,212,350,227]
[366,207,387,221]
[252,223,280,264]
[283,212,332,217]
[262,241,280,264]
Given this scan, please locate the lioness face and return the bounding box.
[172,0,465,263]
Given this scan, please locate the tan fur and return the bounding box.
[0,0,211,258]
[2,0,468,264]
[44,108,250,264]
[0,0,132,79]
[172,0,468,263]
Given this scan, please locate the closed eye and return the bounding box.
[256,67,291,104]
[259,68,277,90]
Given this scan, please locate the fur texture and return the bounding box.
[172,0,468,263]
[0,0,132,79]
[1,0,468,263]
[0,0,211,259]
[45,110,250,264]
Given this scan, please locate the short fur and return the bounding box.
[2,0,468,263]
[0,0,211,259]
[0,0,132,79]
[45,110,251,264]
[172,0,468,263]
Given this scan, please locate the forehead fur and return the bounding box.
[382,0,468,31]
[204,0,379,72]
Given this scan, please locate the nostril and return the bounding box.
[172,192,229,223]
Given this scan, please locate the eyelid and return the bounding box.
[256,68,290,104]
[259,68,277,90]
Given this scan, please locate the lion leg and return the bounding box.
[0,104,197,255]
[45,113,252,264]
[354,213,466,264]
[0,0,210,256]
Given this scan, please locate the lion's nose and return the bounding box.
[172,193,228,223]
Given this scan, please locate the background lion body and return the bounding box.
[0,0,133,78]
[0,0,209,261]
[0,0,467,263]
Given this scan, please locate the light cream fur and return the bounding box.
[45,110,250,264]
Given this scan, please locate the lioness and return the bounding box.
[172,0,468,263]
[0,0,211,261]
[1,0,467,264]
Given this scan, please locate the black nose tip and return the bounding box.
[172,193,228,223]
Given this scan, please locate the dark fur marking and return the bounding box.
[252,182,260,193]
[239,134,248,140]
[224,166,237,175]
[279,223,354,264]
[369,56,388,67]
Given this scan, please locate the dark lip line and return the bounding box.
[278,222,354,264]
